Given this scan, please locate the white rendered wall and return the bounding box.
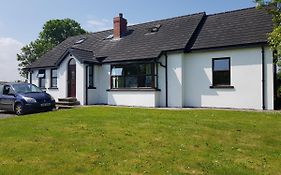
[264,47,274,110]
[184,47,274,110]
[87,65,99,105]
[96,64,110,104]
[108,91,159,107]
[30,54,86,104]
[167,53,184,107]
[157,55,167,107]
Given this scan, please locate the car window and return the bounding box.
[12,84,42,94]
[3,85,13,95]
[0,85,3,95]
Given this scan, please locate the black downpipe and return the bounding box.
[165,53,168,107]
[155,53,168,107]
[273,51,278,110]
[85,66,88,105]
[262,46,265,110]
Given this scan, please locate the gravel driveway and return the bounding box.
[0,110,14,119]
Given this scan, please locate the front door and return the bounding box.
[68,59,76,97]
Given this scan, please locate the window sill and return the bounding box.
[107,88,161,92]
[48,87,58,90]
[88,87,97,89]
[210,85,234,89]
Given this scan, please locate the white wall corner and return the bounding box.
[167,52,184,107]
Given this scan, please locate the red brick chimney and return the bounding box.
[113,13,127,39]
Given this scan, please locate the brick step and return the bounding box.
[58,97,78,102]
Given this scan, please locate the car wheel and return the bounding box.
[15,103,24,115]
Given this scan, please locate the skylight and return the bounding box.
[75,38,86,44]
[104,34,114,40]
[149,24,161,33]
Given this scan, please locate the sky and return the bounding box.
[0,0,256,81]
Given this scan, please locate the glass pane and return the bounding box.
[89,75,93,87]
[214,59,229,71]
[38,69,45,74]
[213,71,230,85]
[52,69,57,77]
[124,65,138,76]
[139,64,152,75]
[125,76,138,88]
[40,78,45,88]
[111,67,123,76]
[112,77,124,88]
[52,78,57,87]
[69,59,76,65]
[138,75,153,87]
[37,74,45,78]
[89,66,93,76]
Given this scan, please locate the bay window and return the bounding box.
[111,63,156,89]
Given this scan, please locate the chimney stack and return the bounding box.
[113,13,127,39]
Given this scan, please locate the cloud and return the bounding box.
[0,37,24,82]
[86,18,111,32]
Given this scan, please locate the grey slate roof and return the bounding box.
[192,7,273,50]
[27,7,273,69]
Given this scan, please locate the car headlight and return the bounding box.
[23,97,37,103]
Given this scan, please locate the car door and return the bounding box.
[0,84,4,109]
[1,85,16,111]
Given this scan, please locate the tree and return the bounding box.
[256,0,281,104]
[17,18,87,76]
[256,0,281,58]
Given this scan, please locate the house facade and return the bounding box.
[26,7,275,110]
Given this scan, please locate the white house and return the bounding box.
[26,7,276,110]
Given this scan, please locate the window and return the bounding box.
[3,85,14,95]
[88,65,94,88]
[51,69,58,88]
[111,63,156,89]
[212,58,231,86]
[0,84,3,95]
[37,69,46,88]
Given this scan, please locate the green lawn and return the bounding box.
[0,107,280,175]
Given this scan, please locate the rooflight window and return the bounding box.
[104,34,114,40]
[75,38,86,44]
[149,24,161,33]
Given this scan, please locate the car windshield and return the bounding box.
[12,84,43,94]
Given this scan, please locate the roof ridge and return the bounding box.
[208,6,257,16]
[128,12,206,27]
[86,12,206,35]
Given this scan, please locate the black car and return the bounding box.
[0,83,56,115]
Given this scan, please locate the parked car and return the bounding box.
[0,83,56,115]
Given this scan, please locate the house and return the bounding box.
[26,7,275,110]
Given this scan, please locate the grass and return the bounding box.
[0,107,280,175]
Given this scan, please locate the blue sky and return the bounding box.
[0,0,255,81]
